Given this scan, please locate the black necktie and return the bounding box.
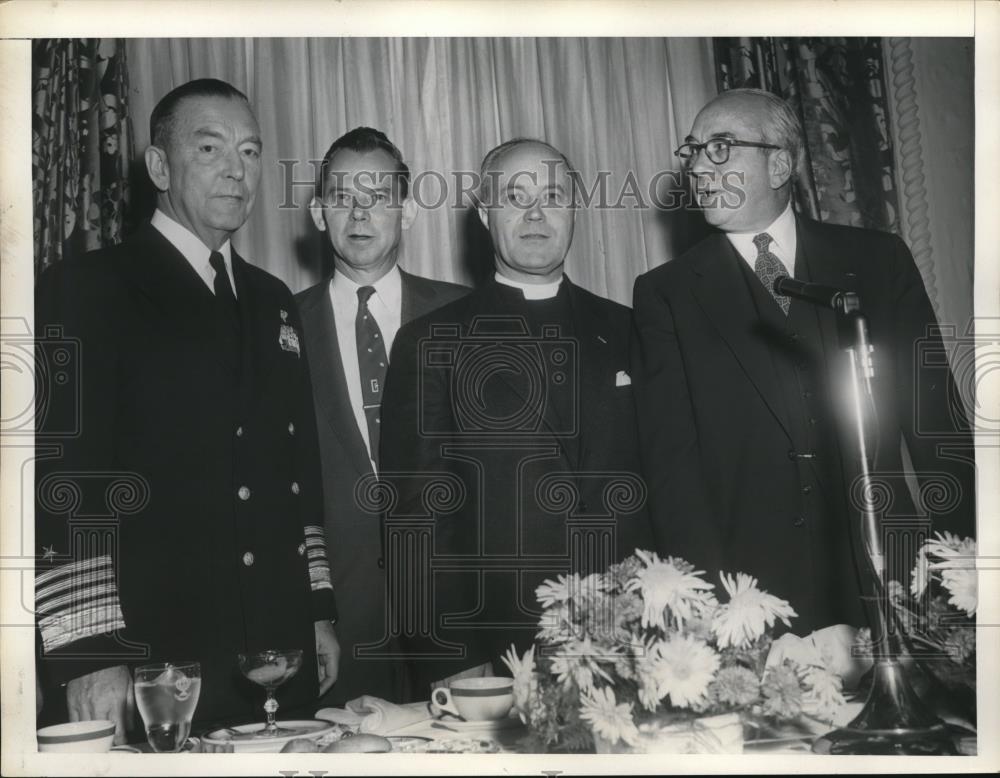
[356,286,389,466]
[752,232,790,315]
[209,251,239,323]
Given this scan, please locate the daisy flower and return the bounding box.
[652,634,720,709]
[625,550,716,631]
[579,686,640,746]
[501,645,538,722]
[712,572,797,649]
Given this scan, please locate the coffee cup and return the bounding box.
[430,677,513,721]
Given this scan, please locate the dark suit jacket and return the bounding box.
[631,216,975,632]
[295,269,468,704]
[380,278,655,693]
[34,223,336,727]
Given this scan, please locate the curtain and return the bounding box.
[714,37,900,235]
[32,39,134,279]
[125,38,717,304]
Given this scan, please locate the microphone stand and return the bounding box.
[810,292,956,755]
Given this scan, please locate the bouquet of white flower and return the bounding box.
[503,551,848,752]
[876,532,977,721]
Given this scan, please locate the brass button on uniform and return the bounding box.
[236,426,244,437]
[238,486,251,501]
[802,485,813,495]
[242,551,255,566]
[288,422,295,435]
[376,557,385,569]
[291,481,300,495]
[297,543,306,557]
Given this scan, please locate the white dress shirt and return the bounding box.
[328,265,403,470]
[495,272,564,300]
[725,200,797,278]
[151,209,237,297]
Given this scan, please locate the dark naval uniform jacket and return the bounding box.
[34,223,337,727]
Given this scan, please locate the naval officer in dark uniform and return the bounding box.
[34,78,340,740]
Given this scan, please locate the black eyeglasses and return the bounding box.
[674,138,781,166]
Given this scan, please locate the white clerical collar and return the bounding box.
[495,272,563,300]
[151,209,234,293]
[725,200,797,277]
[331,264,402,311]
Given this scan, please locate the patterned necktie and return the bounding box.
[356,286,389,466]
[752,232,790,315]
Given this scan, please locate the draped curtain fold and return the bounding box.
[32,38,134,278]
[125,38,717,303]
[714,37,900,235]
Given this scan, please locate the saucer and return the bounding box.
[432,714,522,734]
[202,720,335,753]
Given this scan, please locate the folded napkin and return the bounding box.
[315,696,431,735]
[766,624,873,691]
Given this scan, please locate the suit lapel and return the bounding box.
[231,253,269,420]
[400,269,434,324]
[794,218,846,361]
[301,281,372,477]
[692,236,794,443]
[115,223,215,336]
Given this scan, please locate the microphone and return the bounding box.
[773,276,852,309]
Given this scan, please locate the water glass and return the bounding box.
[134,661,202,752]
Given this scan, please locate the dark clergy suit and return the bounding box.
[631,216,975,633]
[380,278,655,694]
[295,269,468,705]
[34,223,336,727]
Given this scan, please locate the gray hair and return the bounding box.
[721,88,804,173]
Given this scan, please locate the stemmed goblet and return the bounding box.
[237,649,303,738]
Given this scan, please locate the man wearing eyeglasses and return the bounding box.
[631,88,974,632]
[295,127,468,704]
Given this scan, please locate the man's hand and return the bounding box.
[66,665,134,746]
[314,620,340,696]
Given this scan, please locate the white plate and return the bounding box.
[202,720,336,753]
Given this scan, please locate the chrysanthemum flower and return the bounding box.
[761,661,805,719]
[652,634,720,709]
[625,550,716,631]
[801,664,846,722]
[579,686,640,746]
[548,636,615,692]
[710,665,760,707]
[712,572,797,649]
[911,532,977,616]
[536,572,607,608]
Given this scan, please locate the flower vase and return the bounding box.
[593,712,744,754]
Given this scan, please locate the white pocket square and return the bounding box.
[615,370,631,387]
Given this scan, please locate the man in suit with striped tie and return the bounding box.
[631,89,975,633]
[296,128,467,705]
